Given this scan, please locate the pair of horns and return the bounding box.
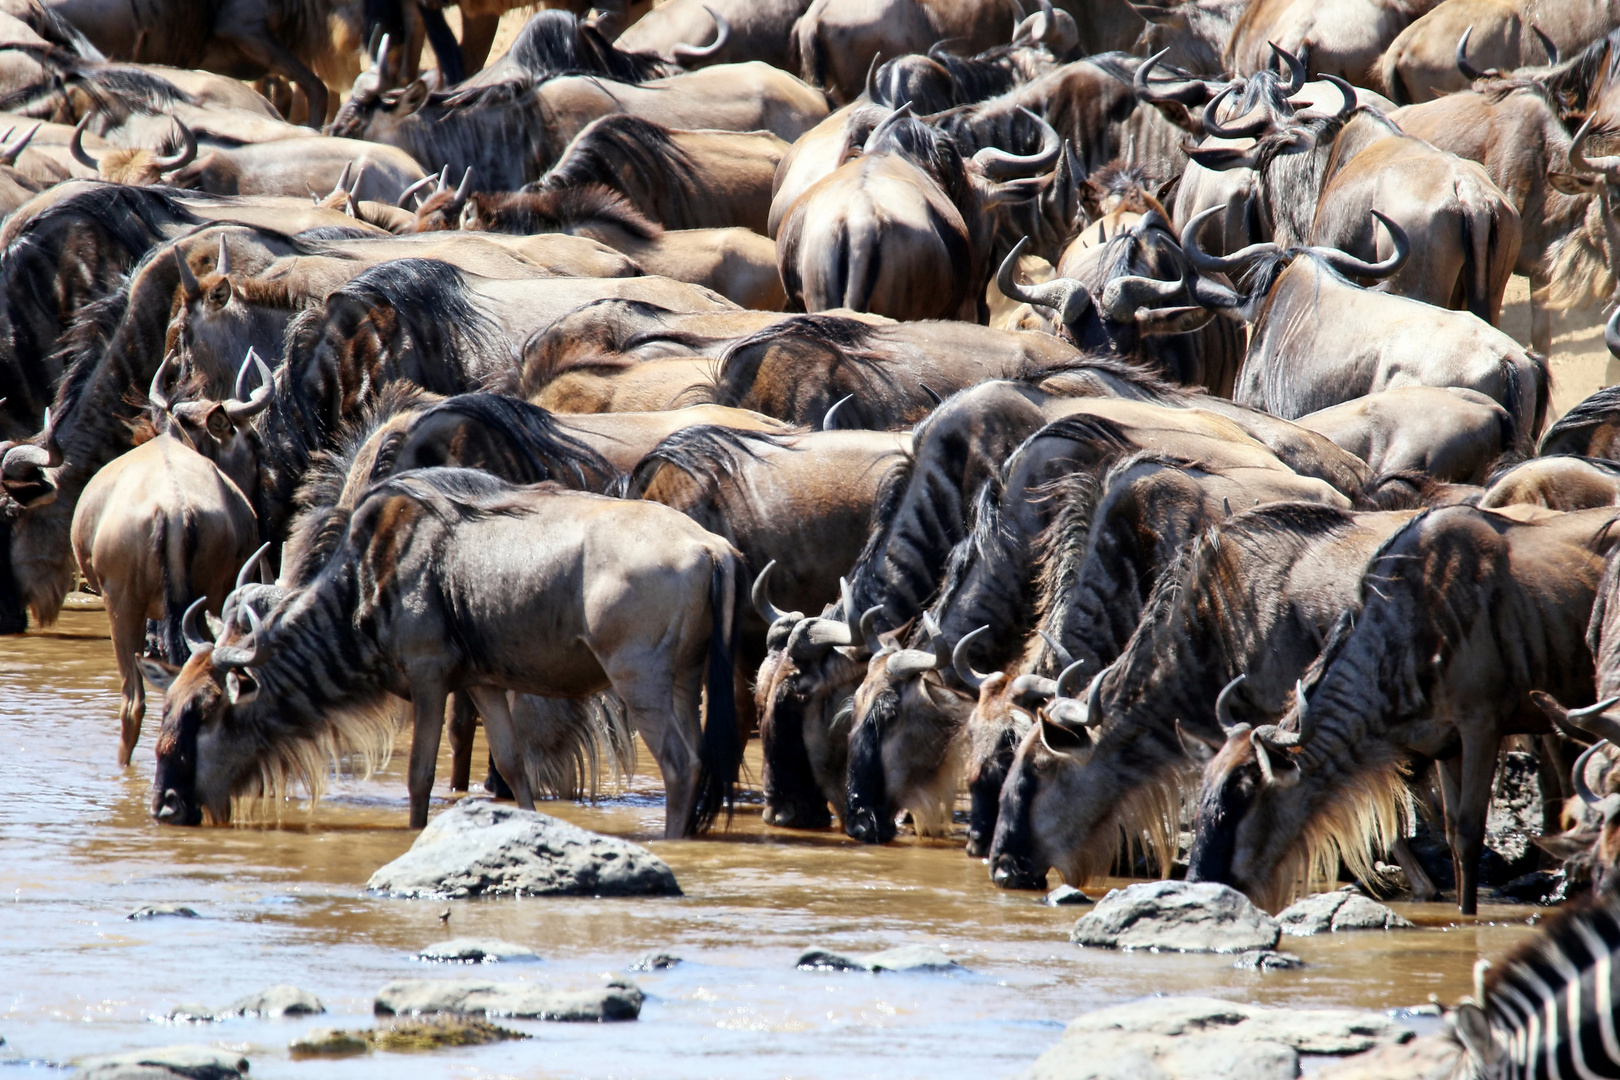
[0,123,38,167]
[398,163,474,210]
[1180,204,1409,280]
[71,114,196,174]
[1,403,61,478]
[1455,23,1558,81]
[1532,690,1620,819]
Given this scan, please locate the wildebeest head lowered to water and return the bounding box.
[142,467,746,836]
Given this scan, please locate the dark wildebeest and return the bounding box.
[1479,456,1620,512]
[617,0,809,71]
[455,7,726,85]
[327,64,829,191]
[864,7,1078,114]
[1186,504,1620,914]
[984,503,1415,886]
[529,114,788,233]
[777,105,1059,321]
[840,431,1351,845]
[1186,85,1522,323]
[141,467,745,835]
[1183,207,1548,446]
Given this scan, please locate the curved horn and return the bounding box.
[1557,694,1620,745]
[751,559,795,624]
[1037,628,1073,669]
[921,612,951,669]
[326,161,353,203]
[1180,205,1281,274]
[1456,26,1489,81]
[434,164,450,194]
[822,394,853,431]
[864,50,885,106]
[1571,739,1620,816]
[1531,23,1559,65]
[1569,114,1620,180]
[859,604,884,655]
[1031,0,1055,41]
[1055,658,1087,699]
[1134,48,1217,105]
[952,625,993,690]
[449,165,473,208]
[840,576,865,644]
[1607,306,1620,360]
[1215,673,1248,735]
[70,115,100,171]
[996,236,1093,326]
[1101,272,1186,320]
[174,247,200,300]
[1311,210,1409,279]
[182,596,212,655]
[1322,73,1358,120]
[0,122,38,166]
[215,233,231,280]
[669,6,730,62]
[234,542,271,595]
[921,383,943,406]
[224,348,273,423]
[1250,728,1299,786]
[397,172,437,208]
[148,353,175,413]
[212,602,268,670]
[153,119,197,171]
[973,107,1062,180]
[375,32,392,73]
[1269,41,1306,93]
[864,101,913,151]
[1203,82,1273,140]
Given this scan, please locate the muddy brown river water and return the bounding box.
[0,611,1546,1077]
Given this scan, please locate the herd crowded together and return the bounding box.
[6,0,1620,1069]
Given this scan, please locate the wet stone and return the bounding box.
[1276,892,1414,936]
[797,944,960,972]
[127,904,199,921]
[627,951,681,971]
[374,977,643,1020]
[78,1044,248,1080]
[366,799,680,899]
[418,938,539,963]
[1021,1029,1298,1080]
[164,984,324,1022]
[289,1027,370,1058]
[1042,884,1094,906]
[1492,869,1572,905]
[1070,881,1281,953]
[1313,1033,1462,1079]
[291,1018,526,1056]
[1231,950,1306,971]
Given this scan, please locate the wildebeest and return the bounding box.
[530,115,788,233]
[141,467,745,835]
[1375,0,1582,103]
[616,0,810,71]
[1479,456,1620,512]
[1223,0,1433,82]
[986,502,1414,887]
[1295,387,1515,483]
[1186,504,1620,914]
[327,63,829,191]
[71,355,265,765]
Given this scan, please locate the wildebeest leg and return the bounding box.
[446,691,476,792]
[466,687,533,809]
[108,597,147,767]
[212,13,329,127]
[1536,734,1572,842]
[614,668,702,838]
[407,680,449,828]
[1449,737,1500,916]
[458,14,500,73]
[1388,837,1437,903]
[1528,275,1552,357]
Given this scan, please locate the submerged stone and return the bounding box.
[418,938,540,963]
[78,1044,247,1080]
[289,1018,525,1057]
[797,944,960,972]
[289,1028,370,1058]
[1070,881,1281,953]
[1276,892,1414,936]
[164,984,324,1022]
[366,799,679,899]
[374,977,643,1020]
[627,951,682,971]
[1042,884,1094,906]
[1231,950,1306,971]
[127,904,199,921]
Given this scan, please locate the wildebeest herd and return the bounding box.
[4,0,1620,1069]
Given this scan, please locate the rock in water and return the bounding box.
[366,799,680,899]
[1070,881,1281,953]
[1275,892,1414,936]
[126,904,199,921]
[221,984,325,1017]
[627,951,681,971]
[1231,950,1306,971]
[289,1028,370,1058]
[418,938,540,963]
[1021,996,1415,1078]
[1313,1034,1462,1079]
[374,977,644,1020]
[78,1045,248,1080]
[290,1018,525,1058]
[797,944,960,972]
[1042,884,1094,906]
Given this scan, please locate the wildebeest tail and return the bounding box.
[1459,196,1508,325]
[1525,349,1550,442]
[154,509,192,665]
[691,551,744,832]
[418,3,466,86]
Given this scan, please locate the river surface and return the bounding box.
[0,611,1544,1078]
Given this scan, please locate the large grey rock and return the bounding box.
[1069,881,1280,953]
[1313,1034,1462,1079]
[1021,1030,1298,1080]
[1275,892,1414,936]
[366,800,679,899]
[1043,884,1094,906]
[77,1045,247,1080]
[374,977,643,1020]
[1063,997,1413,1055]
[165,984,323,1022]
[797,944,960,972]
[1231,950,1305,971]
[417,938,539,963]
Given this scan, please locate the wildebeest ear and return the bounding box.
[1446,1002,1501,1068]
[1549,170,1604,195]
[139,658,180,690]
[396,79,430,115]
[980,175,1048,208]
[226,670,259,705]
[204,404,233,443]
[1038,714,1087,755]
[205,278,230,309]
[918,679,973,706]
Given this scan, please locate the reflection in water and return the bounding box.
[0,612,1538,1077]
